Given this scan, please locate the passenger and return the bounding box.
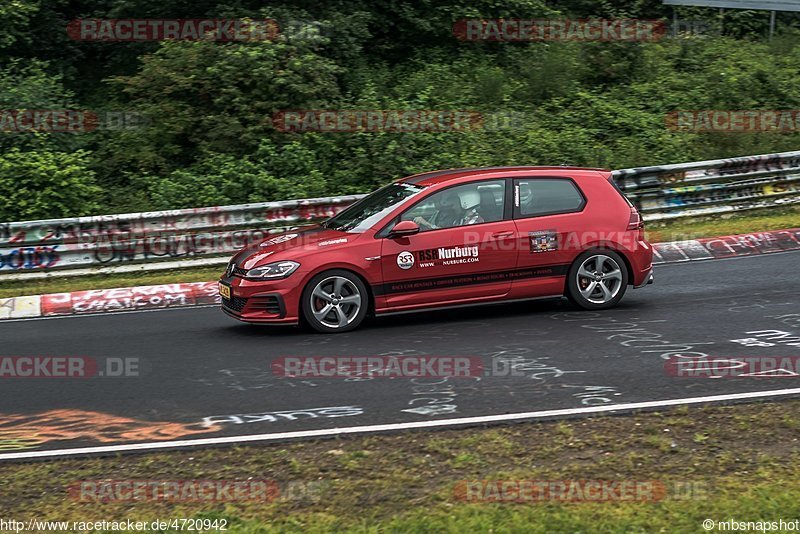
[518,183,534,212]
[460,206,484,226]
[458,190,484,226]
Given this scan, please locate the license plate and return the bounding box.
[219,282,231,300]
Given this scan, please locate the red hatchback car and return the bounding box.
[220,167,654,332]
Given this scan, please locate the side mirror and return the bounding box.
[387,220,420,239]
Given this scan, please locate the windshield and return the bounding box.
[324,182,426,233]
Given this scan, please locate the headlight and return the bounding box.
[244,260,300,279]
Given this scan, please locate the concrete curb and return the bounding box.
[1,228,798,320]
[652,228,800,264]
[0,282,219,320]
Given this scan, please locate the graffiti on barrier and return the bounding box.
[91,229,273,265]
[0,205,351,249]
[0,198,360,272]
[685,154,800,179]
[0,245,59,270]
[0,409,221,451]
[612,152,800,214]
[639,181,800,211]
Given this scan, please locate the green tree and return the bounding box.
[0,149,102,220]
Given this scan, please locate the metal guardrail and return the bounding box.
[2,150,798,278]
[0,196,364,278]
[611,150,800,221]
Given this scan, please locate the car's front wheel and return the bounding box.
[301,270,369,333]
[566,250,629,310]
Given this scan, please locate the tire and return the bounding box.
[301,270,369,333]
[566,250,629,310]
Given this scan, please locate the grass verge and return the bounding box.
[1,205,797,300]
[1,400,799,532]
[644,204,799,242]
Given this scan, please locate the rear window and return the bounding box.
[608,177,634,207]
[515,178,586,217]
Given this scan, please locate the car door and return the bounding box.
[378,179,517,310]
[510,177,588,296]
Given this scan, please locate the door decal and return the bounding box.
[374,264,569,296]
[529,230,559,253]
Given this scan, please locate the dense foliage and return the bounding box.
[1,0,799,219]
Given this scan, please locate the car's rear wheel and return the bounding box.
[301,270,369,333]
[566,250,629,310]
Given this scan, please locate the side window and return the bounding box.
[515,179,585,218]
[400,180,506,232]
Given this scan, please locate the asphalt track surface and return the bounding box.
[1,251,798,460]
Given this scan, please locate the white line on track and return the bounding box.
[3,387,800,461]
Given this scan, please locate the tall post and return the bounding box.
[673,10,678,37]
[769,11,776,41]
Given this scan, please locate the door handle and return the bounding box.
[491,231,514,239]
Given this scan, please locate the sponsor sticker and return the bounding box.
[260,233,298,247]
[529,230,559,253]
[417,245,480,268]
[397,251,415,270]
[318,238,348,247]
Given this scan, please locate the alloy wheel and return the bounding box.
[309,276,363,329]
[576,254,624,305]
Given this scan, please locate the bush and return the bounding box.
[0,149,102,220]
[139,148,329,209]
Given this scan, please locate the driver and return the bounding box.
[414,191,463,230]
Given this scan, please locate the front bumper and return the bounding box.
[219,274,304,324]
